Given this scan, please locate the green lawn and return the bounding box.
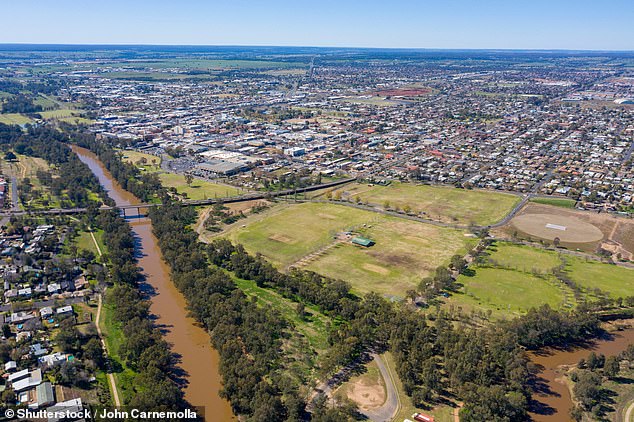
[75,229,105,256]
[486,242,561,273]
[456,268,566,314]
[0,113,33,125]
[331,182,520,225]
[531,197,577,208]
[159,172,241,200]
[565,258,634,298]
[99,301,137,404]
[223,202,472,297]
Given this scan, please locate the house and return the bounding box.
[10,368,42,393]
[4,361,17,372]
[10,311,36,324]
[38,352,68,369]
[47,283,61,294]
[35,382,55,408]
[47,398,83,422]
[30,343,48,357]
[40,307,53,319]
[56,306,73,316]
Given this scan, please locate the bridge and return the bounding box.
[0,177,356,217]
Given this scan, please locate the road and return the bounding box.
[0,177,357,217]
[360,354,400,422]
[310,354,400,422]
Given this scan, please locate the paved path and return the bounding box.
[89,227,121,407]
[625,400,634,422]
[360,354,400,422]
[96,292,121,407]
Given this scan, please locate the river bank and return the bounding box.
[529,321,634,421]
[73,146,233,421]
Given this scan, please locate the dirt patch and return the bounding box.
[347,380,386,410]
[269,234,295,244]
[511,213,604,243]
[370,251,418,267]
[362,263,389,275]
[508,203,634,258]
[317,213,337,220]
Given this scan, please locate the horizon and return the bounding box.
[0,43,633,54]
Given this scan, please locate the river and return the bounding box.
[73,146,233,421]
[530,324,634,421]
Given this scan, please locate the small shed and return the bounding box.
[351,236,375,247]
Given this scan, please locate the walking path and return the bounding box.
[624,400,634,422]
[88,227,121,407]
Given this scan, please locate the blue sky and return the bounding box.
[2,0,633,50]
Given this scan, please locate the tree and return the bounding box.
[295,302,306,320]
[383,200,390,210]
[553,237,561,247]
[603,355,619,378]
[4,151,16,161]
[185,173,194,187]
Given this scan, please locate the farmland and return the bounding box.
[329,182,520,225]
[219,202,473,296]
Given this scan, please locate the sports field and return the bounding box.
[444,241,634,317]
[565,258,634,298]
[221,202,472,296]
[485,242,561,273]
[330,182,519,225]
[457,268,566,314]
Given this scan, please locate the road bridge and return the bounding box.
[0,177,356,217]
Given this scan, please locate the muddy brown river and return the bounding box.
[530,326,634,421]
[73,146,233,421]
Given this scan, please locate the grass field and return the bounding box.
[0,113,33,125]
[330,182,520,225]
[99,301,138,403]
[444,241,634,317]
[221,202,472,296]
[530,197,577,208]
[75,229,105,256]
[485,242,561,273]
[159,172,241,200]
[120,150,161,168]
[457,268,566,313]
[565,258,634,298]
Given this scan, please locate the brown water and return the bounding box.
[73,146,233,421]
[529,325,634,421]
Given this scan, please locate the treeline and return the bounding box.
[207,239,531,420]
[0,123,107,208]
[95,209,185,410]
[1,94,42,114]
[66,127,164,202]
[149,203,306,421]
[569,344,634,420]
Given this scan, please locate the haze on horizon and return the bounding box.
[2,0,633,51]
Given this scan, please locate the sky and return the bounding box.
[2,0,633,50]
